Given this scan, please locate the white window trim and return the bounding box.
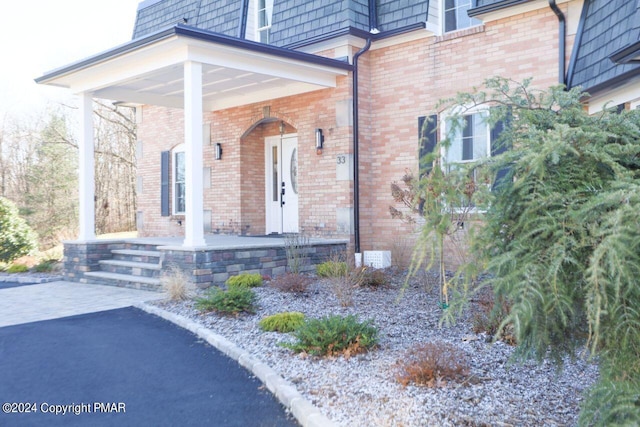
[439,107,493,213]
[256,0,274,43]
[440,0,483,34]
[172,143,185,215]
[439,107,491,167]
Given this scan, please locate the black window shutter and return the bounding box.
[161,151,170,217]
[419,114,438,177]
[490,110,511,192]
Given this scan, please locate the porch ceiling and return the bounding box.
[36,25,352,111]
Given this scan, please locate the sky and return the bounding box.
[0,0,141,119]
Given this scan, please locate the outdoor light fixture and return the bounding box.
[279,121,285,136]
[315,128,324,153]
[215,143,222,160]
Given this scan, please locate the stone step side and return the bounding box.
[99,260,162,278]
[84,271,162,292]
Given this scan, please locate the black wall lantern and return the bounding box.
[215,143,222,160]
[315,128,324,153]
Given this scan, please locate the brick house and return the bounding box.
[36,0,640,288]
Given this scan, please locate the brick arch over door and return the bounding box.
[239,113,298,139]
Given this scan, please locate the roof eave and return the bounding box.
[580,68,640,98]
[282,23,427,51]
[35,26,179,85]
[35,24,352,86]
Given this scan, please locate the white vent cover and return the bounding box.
[363,251,391,269]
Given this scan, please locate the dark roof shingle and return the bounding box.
[568,0,640,92]
[132,0,431,47]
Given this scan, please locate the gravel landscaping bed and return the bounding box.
[153,270,598,426]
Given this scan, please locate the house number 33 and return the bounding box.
[336,155,347,164]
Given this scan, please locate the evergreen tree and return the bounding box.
[0,196,37,262]
[421,77,640,425]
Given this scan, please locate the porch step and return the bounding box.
[111,249,162,263]
[98,259,162,278]
[84,271,162,292]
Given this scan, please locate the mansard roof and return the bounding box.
[567,0,640,93]
[132,0,433,47]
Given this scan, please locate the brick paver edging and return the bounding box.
[135,302,336,427]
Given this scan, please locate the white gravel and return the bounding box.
[153,270,598,427]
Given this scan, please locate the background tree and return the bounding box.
[0,101,137,250]
[426,77,640,425]
[0,196,37,263]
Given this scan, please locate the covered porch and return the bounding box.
[64,235,347,290]
[36,25,353,288]
[36,24,351,247]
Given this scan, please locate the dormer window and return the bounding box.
[257,0,273,43]
[443,0,481,32]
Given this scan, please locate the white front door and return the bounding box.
[265,134,299,234]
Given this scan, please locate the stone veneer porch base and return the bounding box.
[63,236,348,290]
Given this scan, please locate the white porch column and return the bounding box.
[78,92,96,241]
[183,60,206,247]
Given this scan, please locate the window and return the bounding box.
[172,145,185,215]
[443,111,490,168]
[443,0,481,32]
[257,0,273,43]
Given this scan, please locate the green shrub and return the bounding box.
[316,261,347,278]
[33,259,59,273]
[195,286,257,315]
[0,197,38,263]
[226,273,263,289]
[282,314,378,357]
[7,264,29,273]
[259,312,305,333]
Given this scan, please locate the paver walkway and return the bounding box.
[0,281,165,327]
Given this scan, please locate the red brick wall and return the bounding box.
[136,5,574,264]
[358,6,575,261]
[136,71,354,239]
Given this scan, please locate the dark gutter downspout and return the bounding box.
[549,0,566,85]
[368,0,378,33]
[352,37,371,254]
[238,0,249,39]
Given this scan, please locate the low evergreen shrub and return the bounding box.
[33,259,58,273]
[316,261,347,278]
[195,286,257,315]
[282,314,378,357]
[259,312,305,333]
[226,273,263,289]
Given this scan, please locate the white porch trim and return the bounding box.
[183,61,206,248]
[78,92,96,241]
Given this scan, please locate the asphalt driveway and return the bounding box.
[0,307,298,427]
